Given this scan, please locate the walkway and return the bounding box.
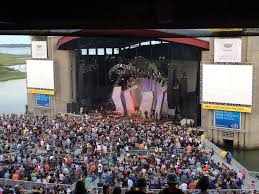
[204,139,259,190]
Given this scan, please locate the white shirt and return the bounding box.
[102,145,107,153]
[40,140,44,146]
[98,164,103,173]
[237,172,243,180]
[46,144,50,151]
[66,188,72,194]
[180,183,188,191]
[59,173,65,181]
[36,179,42,183]
[128,179,133,188]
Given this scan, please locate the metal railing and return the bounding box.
[87,186,258,194]
[248,171,259,180]
[0,178,72,191]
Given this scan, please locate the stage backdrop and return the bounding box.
[124,88,135,115]
[112,86,124,115]
[131,78,165,108]
[139,91,154,118]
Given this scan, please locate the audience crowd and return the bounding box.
[0,113,250,194]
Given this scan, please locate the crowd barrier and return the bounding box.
[0,178,72,191]
[87,186,257,194]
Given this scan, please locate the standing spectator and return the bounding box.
[179,181,188,192]
[159,173,183,194]
[126,178,147,194]
[103,185,111,194]
[242,168,247,180]
[196,176,210,194]
[226,152,232,164]
[250,181,256,193]
[75,180,88,194]
[112,187,122,194]
[188,179,197,190]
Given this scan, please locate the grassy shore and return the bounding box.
[0,54,27,81]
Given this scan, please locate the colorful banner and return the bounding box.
[202,103,251,113]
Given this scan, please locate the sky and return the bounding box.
[0,35,31,44]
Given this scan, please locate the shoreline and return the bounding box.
[0,53,27,81]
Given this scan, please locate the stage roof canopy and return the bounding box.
[57,29,209,50]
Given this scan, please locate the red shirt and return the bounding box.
[123,169,129,175]
[186,145,192,153]
[189,182,196,189]
[91,165,96,172]
[44,164,49,172]
[12,174,19,181]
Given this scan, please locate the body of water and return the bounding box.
[220,143,259,171]
[233,150,259,171]
[7,64,26,72]
[0,79,27,114]
[0,47,31,55]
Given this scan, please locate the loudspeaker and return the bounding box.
[67,103,72,113]
[71,102,76,113]
[167,69,175,109]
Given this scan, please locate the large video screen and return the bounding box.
[202,64,253,106]
[26,60,54,90]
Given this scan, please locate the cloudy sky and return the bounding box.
[0,35,31,44]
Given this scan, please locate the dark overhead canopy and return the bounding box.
[1,1,259,30]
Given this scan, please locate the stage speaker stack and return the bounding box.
[167,69,175,109]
